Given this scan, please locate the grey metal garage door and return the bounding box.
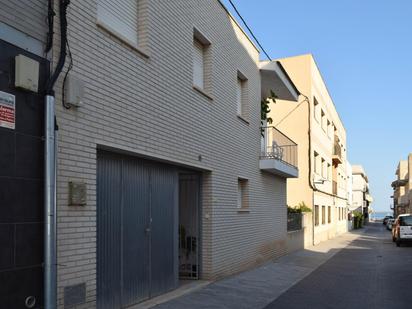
[97,151,178,309]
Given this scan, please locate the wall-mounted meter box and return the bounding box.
[68,181,87,206]
[65,74,85,107]
[15,54,40,92]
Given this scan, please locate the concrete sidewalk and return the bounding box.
[133,230,364,309]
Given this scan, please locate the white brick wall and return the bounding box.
[4,1,291,308]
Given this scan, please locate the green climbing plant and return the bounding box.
[261,90,277,136]
[288,202,312,213]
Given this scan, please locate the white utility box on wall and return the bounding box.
[65,73,85,107]
[15,54,40,92]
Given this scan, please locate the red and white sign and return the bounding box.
[0,91,15,129]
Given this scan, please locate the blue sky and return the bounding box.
[222,0,412,211]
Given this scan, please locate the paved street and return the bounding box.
[141,224,412,309]
[266,223,412,309]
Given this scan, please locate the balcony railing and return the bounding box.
[391,179,408,188]
[333,142,342,157]
[260,126,298,168]
[332,138,343,166]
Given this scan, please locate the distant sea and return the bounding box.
[370,211,393,221]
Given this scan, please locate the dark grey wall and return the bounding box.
[0,39,49,308]
[0,0,48,44]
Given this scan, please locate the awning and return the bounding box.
[259,61,300,102]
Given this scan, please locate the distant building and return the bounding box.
[352,165,373,220]
[346,161,354,228]
[392,154,412,216]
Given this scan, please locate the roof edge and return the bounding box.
[216,0,260,54]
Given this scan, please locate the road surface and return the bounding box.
[265,223,412,309]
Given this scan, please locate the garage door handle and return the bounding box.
[145,228,151,233]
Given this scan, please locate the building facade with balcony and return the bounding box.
[352,165,373,220]
[392,154,412,216]
[0,1,301,308]
[268,54,348,246]
[346,161,354,228]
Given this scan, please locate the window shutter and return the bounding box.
[97,0,138,45]
[193,40,204,89]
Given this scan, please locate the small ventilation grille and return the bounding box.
[64,283,86,308]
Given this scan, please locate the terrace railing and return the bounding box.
[260,126,298,169]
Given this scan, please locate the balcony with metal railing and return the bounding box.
[260,126,298,178]
[332,137,343,166]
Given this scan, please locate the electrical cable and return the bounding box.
[45,0,55,53]
[46,0,70,95]
[273,97,308,128]
[62,38,73,109]
[227,0,272,61]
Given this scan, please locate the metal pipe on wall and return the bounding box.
[44,95,57,309]
[44,1,70,307]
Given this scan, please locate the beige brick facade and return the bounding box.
[269,54,349,246]
[393,154,412,216]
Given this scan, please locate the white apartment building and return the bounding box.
[347,161,353,210]
[0,1,301,308]
[346,161,354,228]
[352,165,373,220]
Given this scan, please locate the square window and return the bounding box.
[321,109,326,131]
[193,29,211,95]
[321,158,326,178]
[327,163,331,180]
[236,71,248,119]
[327,120,331,138]
[97,0,139,46]
[237,78,242,115]
[193,39,205,89]
[322,206,326,224]
[314,97,319,122]
[314,151,319,174]
[328,206,331,223]
[237,178,249,209]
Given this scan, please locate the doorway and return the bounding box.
[178,173,200,280]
